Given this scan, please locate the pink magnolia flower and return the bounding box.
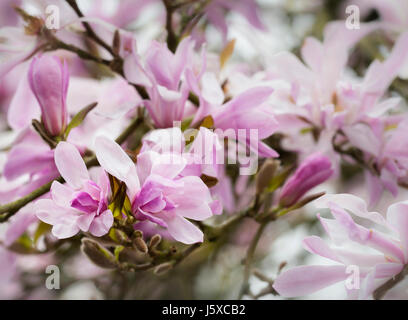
[279,153,333,207]
[267,23,408,203]
[338,116,408,206]
[35,142,113,239]
[273,194,408,299]
[124,37,194,128]
[140,126,223,180]
[28,55,69,136]
[187,67,280,158]
[267,23,408,142]
[212,86,279,158]
[94,135,218,244]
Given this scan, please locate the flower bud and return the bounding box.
[256,159,280,195]
[28,55,69,136]
[81,238,116,269]
[149,234,162,249]
[279,153,333,207]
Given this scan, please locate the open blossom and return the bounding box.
[341,117,408,206]
[28,55,69,136]
[187,66,280,158]
[268,23,408,137]
[35,142,113,238]
[273,194,408,299]
[95,135,219,244]
[124,37,193,128]
[279,153,333,207]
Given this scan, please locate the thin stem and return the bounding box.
[173,243,201,267]
[373,264,408,300]
[238,221,267,299]
[49,37,111,65]
[203,208,249,241]
[0,178,63,222]
[163,0,178,53]
[66,0,115,56]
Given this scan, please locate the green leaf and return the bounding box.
[109,228,130,244]
[81,238,117,269]
[114,245,124,261]
[181,116,193,131]
[266,165,294,193]
[33,221,52,244]
[8,233,38,254]
[256,159,280,195]
[64,102,97,139]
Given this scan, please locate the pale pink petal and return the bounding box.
[328,203,405,263]
[201,72,224,105]
[387,201,408,262]
[94,136,140,199]
[77,212,96,232]
[314,194,386,225]
[136,151,159,185]
[54,142,89,189]
[301,37,323,72]
[7,73,40,130]
[52,220,80,239]
[35,199,65,225]
[343,123,381,156]
[302,236,341,263]
[162,213,204,244]
[50,181,73,207]
[88,210,113,237]
[150,153,187,179]
[273,265,348,297]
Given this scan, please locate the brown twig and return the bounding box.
[65,0,115,57]
[373,264,408,300]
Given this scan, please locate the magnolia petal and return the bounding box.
[273,265,348,297]
[387,201,408,262]
[54,142,89,189]
[94,136,140,199]
[163,214,204,244]
[315,194,386,226]
[88,210,113,237]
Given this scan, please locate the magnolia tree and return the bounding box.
[1,0,408,300]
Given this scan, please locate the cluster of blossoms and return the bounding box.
[1,0,408,300]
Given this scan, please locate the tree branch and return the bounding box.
[373,264,408,300]
[238,221,267,299]
[66,0,115,57]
